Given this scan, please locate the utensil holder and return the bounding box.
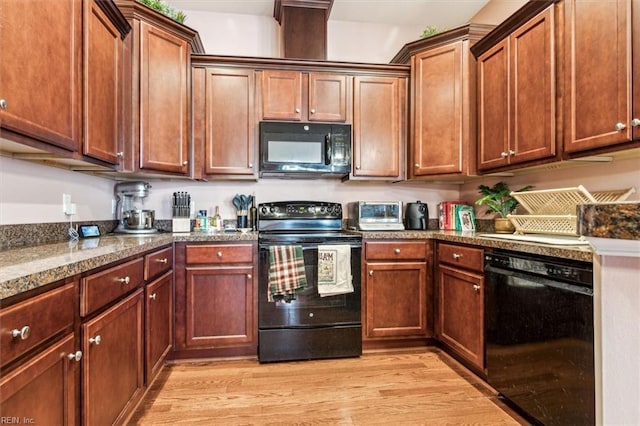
[236,210,248,228]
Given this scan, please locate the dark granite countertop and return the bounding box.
[0,229,593,302]
[578,202,640,240]
[0,231,257,301]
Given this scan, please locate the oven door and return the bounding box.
[258,242,361,328]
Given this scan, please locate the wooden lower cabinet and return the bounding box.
[0,333,79,425]
[145,270,173,383]
[362,240,432,348]
[436,243,484,372]
[82,289,144,425]
[174,243,257,358]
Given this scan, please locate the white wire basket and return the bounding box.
[507,186,635,235]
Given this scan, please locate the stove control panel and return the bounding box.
[259,201,342,220]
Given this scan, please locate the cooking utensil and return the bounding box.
[232,194,241,210]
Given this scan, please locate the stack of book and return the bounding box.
[438,201,476,231]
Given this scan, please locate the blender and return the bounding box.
[114,181,157,234]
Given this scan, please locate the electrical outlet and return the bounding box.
[62,193,72,213]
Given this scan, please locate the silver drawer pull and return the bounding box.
[11,326,31,340]
[217,251,223,257]
[149,293,157,300]
[615,122,626,131]
[0,99,8,110]
[67,350,83,362]
[247,274,252,279]
[118,276,130,284]
[394,248,401,254]
[156,258,168,264]
[89,335,102,345]
[473,284,481,293]
[369,270,374,276]
[452,253,462,259]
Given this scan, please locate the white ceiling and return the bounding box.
[164,0,491,29]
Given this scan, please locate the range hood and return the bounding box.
[274,0,333,60]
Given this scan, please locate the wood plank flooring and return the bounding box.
[129,348,529,425]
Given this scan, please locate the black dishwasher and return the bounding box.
[484,249,594,426]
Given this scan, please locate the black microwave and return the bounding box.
[259,122,351,178]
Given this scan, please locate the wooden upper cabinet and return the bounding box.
[0,0,81,152]
[563,0,638,154]
[477,39,510,171]
[193,67,257,178]
[477,5,556,172]
[261,70,348,122]
[83,0,125,166]
[411,42,464,177]
[139,21,189,174]
[352,75,407,179]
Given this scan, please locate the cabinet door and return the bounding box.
[202,67,256,176]
[82,290,144,425]
[564,0,632,152]
[308,72,349,122]
[352,76,406,178]
[139,21,189,174]
[261,70,303,121]
[510,6,556,165]
[145,271,173,383]
[634,0,640,141]
[411,42,464,176]
[477,39,510,171]
[83,0,123,165]
[184,266,255,348]
[0,334,78,426]
[364,262,427,338]
[437,265,484,371]
[0,0,81,151]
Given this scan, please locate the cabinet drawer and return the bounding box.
[81,257,144,317]
[365,241,427,261]
[0,283,75,367]
[438,243,484,272]
[144,246,173,280]
[186,244,253,265]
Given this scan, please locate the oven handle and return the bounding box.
[259,242,362,250]
[485,265,593,296]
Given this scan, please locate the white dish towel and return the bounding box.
[317,245,353,297]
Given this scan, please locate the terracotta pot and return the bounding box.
[494,217,515,234]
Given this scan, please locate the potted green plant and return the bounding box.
[475,181,533,233]
[137,0,186,23]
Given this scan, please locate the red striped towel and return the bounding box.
[268,245,307,302]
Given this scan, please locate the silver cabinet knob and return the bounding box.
[355,165,360,170]
[631,118,640,127]
[0,99,7,110]
[452,253,462,259]
[149,293,157,300]
[89,335,102,345]
[182,161,188,166]
[394,248,401,254]
[615,122,627,131]
[116,151,124,158]
[248,163,254,168]
[414,163,420,168]
[500,152,509,158]
[473,284,481,293]
[508,149,515,156]
[67,350,83,362]
[369,270,374,276]
[247,274,252,279]
[295,108,301,113]
[118,276,130,284]
[156,258,168,264]
[310,108,316,114]
[11,326,30,340]
[217,251,223,257]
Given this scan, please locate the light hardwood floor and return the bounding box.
[130,348,529,425]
